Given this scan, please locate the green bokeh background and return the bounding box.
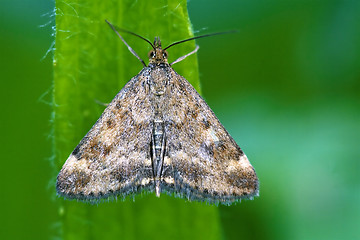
[1,0,359,240]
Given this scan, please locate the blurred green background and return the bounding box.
[1,0,359,240]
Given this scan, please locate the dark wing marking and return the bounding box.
[161,69,259,204]
[56,68,155,200]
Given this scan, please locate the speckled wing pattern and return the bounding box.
[56,64,259,204]
[160,69,259,204]
[56,69,156,200]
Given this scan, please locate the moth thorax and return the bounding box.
[148,69,169,96]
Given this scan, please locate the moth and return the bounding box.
[56,20,259,204]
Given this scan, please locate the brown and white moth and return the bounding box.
[56,20,259,205]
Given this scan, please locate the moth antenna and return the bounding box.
[105,20,155,67]
[163,30,238,50]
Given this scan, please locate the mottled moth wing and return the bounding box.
[56,69,155,200]
[161,69,259,204]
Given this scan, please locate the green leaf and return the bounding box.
[53,0,220,239]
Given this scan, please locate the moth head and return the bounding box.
[105,20,236,68]
[148,37,169,65]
